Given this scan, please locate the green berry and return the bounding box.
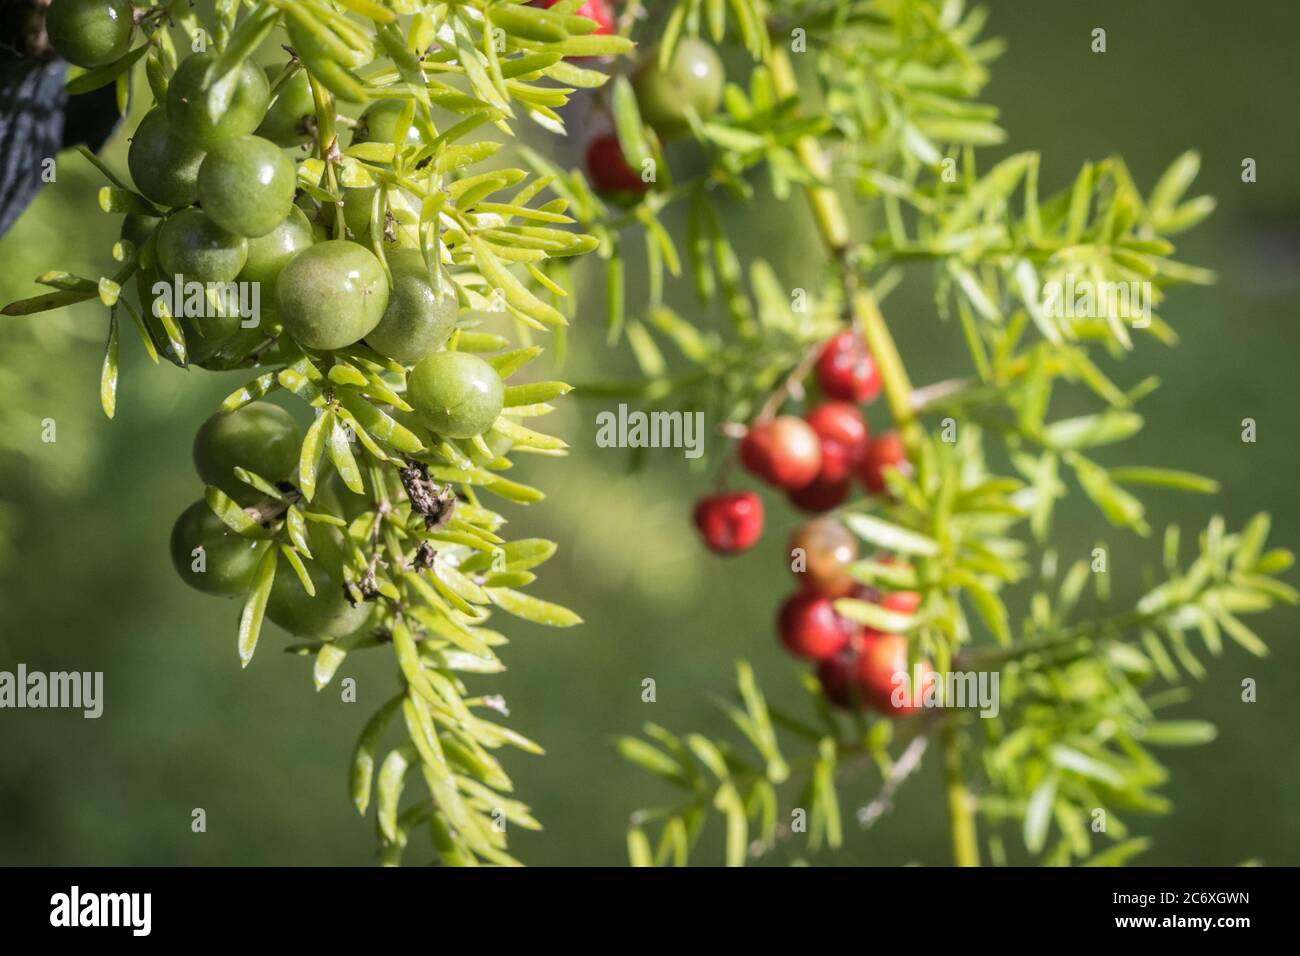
[633,39,724,138]
[341,187,378,241]
[127,109,205,208]
[352,99,427,150]
[182,312,244,364]
[197,134,297,238]
[365,249,458,365]
[170,500,269,596]
[45,0,133,69]
[276,240,388,350]
[156,208,248,284]
[267,563,372,638]
[193,401,302,502]
[166,52,270,149]
[255,67,315,147]
[317,467,372,525]
[120,212,161,252]
[238,205,315,305]
[341,186,421,246]
[407,350,504,438]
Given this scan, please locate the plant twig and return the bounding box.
[857,735,928,829]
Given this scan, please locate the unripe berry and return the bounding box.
[238,206,315,305]
[816,330,881,404]
[45,0,133,69]
[804,401,868,483]
[352,99,430,150]
[169,500,269,596]
[633,39,724,139]
[693,491,763,554]
[267,563,372,638]
[156,208,248,284]
[197,135,298,238]
[364,249,458,365]
[193,401,302,504]
[789,518,858,596]
[858,430,910,494]
[407,350,504,438]
[276,240,389,350]
[166,53,270,150]
[739,416,821,490]
[127,109,205,209]
[585,133,649,195]
[255,67,315,147]
[776,592,854,661]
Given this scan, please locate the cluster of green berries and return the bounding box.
[169,401,374,638]
[48,1,507,425]
[45,0,518,622]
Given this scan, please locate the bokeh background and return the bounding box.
[1,0,1296,866]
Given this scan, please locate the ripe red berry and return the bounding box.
[739,416,822,490]
[787,474,850,514]
[856,632,933,717]
[804,401,867,483]
[817,652,860,709]
[788,518,859,597]
[777,592,854,661]
[881,590,921,615]
[585,133,648,195]
[858,430,910,494]
[579,0,614,34]
[693,491,763,554]
[816,330,881,404]
[536,0,613,34]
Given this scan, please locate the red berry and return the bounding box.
[739,416,822,490]
[855,632,933,717]
[815,331,881,404]
[777,592,854,661]
[585,133,647,195]
[788,518,858,597]
[858,430,910,494]
[692,491,763,554]
[881,590,921,614]
[817,652,859,709]
[787,474,849,513]
[536,0,613,38]
[579,0,615,34]
[804,401,867,483]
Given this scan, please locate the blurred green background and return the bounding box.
[1,0,1296,866]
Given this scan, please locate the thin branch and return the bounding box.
[856,735,929,829]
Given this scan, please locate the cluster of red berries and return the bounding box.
[691,332,926,712]
[693,331,910,555]
[779,520,932,715]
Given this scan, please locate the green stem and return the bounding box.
[941,721,980,866]
[767,41,973,865]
